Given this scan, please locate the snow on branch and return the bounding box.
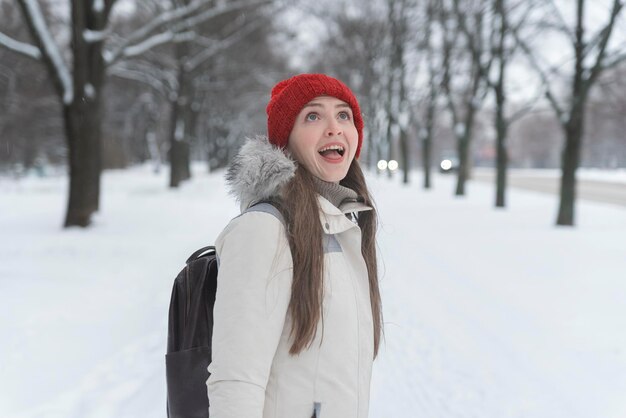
[19,0,73,104]
[93,0,104,13]
[103,0,271,66]
[107,59,178,96]
[0,31,41,60]
[121,30,194,59]
[171,0,270,32]
[108,65,170,97]
[83,29,107,43]
[185,11,270,72]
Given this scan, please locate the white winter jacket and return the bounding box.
[206,136,375,418]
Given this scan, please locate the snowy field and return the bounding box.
[1,164,625,418]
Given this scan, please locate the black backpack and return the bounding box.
[165,201,285,418]
[166,244,218,418]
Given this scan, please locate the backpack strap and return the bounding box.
[240,200,286,226]
[185,245,216,264]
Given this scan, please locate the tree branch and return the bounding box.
[0,31,41,60]
[602,49,626,70]
[185,7,272,72]
[108,65,171,98]
[510,23,566,124]
[508,85,544,123]
[16,0,74,104]
[583,0,624,95]
[546,0,576,43]
[103,0,272,66]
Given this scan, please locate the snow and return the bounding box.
[1,164,626,417]
[22,0,73,105]
[174,118,184,141]
[104,0,210,64]
[83,29,106,43]
[93,0,104,13]
[398,109,410,131]
[455,122,466,136]
[84,83,95,99]
[0,32,41,60]
[118,31,177,61]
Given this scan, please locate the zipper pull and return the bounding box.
[312,402,322,417]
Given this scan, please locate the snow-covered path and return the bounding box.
[1,165,625,418]
[369,173,626,418]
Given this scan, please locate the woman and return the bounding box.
[207,73,384,418]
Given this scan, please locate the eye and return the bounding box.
[305,112,319,122]
[338,111,351,120]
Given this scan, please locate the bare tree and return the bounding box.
[470,0,536,207]
[418,0,443,189]
[382,0,413,183]
[305,0,391,171]
[439,0,491,196]
[513,0,625,225]
[0,0,271,227]
[166,1,273,188]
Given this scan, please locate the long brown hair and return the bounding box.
[272,159,384,359]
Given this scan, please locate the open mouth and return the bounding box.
[318,144,345,159]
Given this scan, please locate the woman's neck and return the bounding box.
[311,176,359,208]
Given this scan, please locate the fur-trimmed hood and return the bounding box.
[225,135,296,212]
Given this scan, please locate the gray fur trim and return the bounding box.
[225,135,297,210]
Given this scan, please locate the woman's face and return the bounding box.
[287,95,358,183]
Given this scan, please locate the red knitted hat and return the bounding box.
[266,73,364,159]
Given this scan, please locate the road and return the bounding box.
[470,169,626,207]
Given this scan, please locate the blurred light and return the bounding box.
[388,160,399,171]
[377,160,388,170]
[440,159,452,171]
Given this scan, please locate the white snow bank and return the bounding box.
[1,164,625,418]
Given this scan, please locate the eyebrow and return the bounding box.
[303,102,351,110]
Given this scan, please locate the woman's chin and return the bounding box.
[316,169,347,183]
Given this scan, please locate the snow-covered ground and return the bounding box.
[1,164,625,418]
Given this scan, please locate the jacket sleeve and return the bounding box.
[206,211,292,418]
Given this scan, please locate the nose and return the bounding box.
[325,119,343,137]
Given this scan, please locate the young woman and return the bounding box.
[207,73,384,418]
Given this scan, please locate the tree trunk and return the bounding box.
[62,0,106,227]
[63,99,102,227]
[168,100,189,188]
[169,44,192,188]
[422,87,436,189]
[494,0,508,208]
[184,102,201,179]
[494,77,508,207]
[556,0,586,226]
[422,131,432,189]
[495,117,508,207]
[455,106,475,196]
[455,133,468,195]
[399,128,409,183]
[557,112,583,225]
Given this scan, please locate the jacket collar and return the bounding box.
[225,135,297,212]
[317,195,372,234]
[225,135,372,233]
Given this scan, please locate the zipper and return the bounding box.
[312,402,321,418]
[184,265,191,327]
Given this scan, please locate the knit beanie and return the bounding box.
[266,73,364,159]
